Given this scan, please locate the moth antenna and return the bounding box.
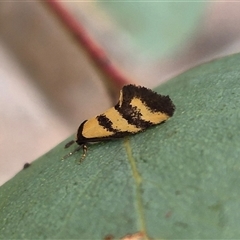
[61,146,82,160]
[64,140,75,148]
[78,144,88,164]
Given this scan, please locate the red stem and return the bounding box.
[44,0,131,88]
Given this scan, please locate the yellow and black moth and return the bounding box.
[64,84,175,162]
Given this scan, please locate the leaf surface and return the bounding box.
[1,54,240,239]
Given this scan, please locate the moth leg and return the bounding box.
[62,146,82,160]
[78,144,88,164]
[64,140,75,148]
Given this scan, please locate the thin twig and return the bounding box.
[44,0,131,91]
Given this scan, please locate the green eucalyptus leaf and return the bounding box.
[98,1,206,58]
[1,53,240,239]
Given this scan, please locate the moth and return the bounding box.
[64,84,175,162]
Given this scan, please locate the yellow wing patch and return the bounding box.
[81,107,141,139]
[103,107,141,133]
[130,98,169,124]
[82,117,113,139]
